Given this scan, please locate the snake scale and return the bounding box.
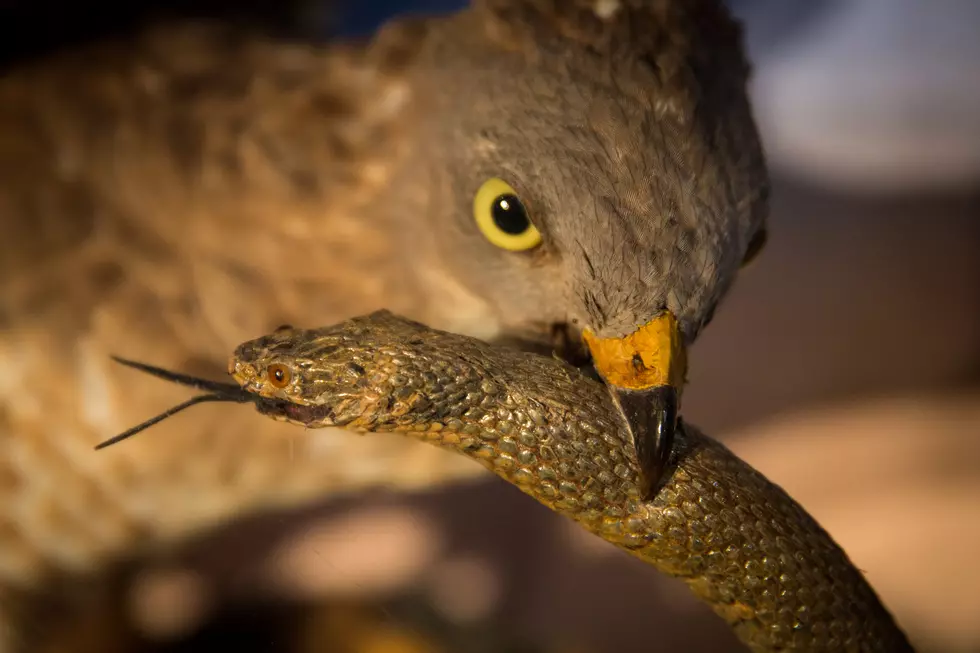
[104,310,915,652]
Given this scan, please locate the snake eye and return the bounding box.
[266,363,291,388]
[473,178,542,252]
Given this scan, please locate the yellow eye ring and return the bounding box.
[473,178,542,252]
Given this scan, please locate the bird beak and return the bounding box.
[582,312,687,499]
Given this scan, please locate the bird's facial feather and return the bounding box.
[391,0,769,343]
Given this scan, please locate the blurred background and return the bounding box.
[2,1,979,652]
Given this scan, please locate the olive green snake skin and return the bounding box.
[207,310,912,653]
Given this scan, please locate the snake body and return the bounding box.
[210,310,913,653]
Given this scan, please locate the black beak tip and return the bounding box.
[610,384,679,500]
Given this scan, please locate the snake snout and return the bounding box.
[229,359,258,386]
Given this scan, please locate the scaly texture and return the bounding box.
[228,311,915,653]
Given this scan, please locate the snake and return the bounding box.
[101,310,916,652]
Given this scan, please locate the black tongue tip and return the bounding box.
[94,357,258,450]
[609,384,678,500]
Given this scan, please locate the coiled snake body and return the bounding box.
[107,311,915,652]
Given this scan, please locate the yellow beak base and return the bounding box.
[582,313,688,498]
[581,312,687,392]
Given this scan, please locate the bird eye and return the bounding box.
[741,227,768,268]
[473,178,542,252]
[266,363,291,388]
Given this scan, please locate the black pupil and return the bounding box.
[273,368,285,382]
[491,194,531,235]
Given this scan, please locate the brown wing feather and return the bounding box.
[0,22,484,620]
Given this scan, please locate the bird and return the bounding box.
[0,0,768,649]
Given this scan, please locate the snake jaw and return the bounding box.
[227,360,364,427]
[250,399,342,428]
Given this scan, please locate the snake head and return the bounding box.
[228,312,423,430]
[95,312,450,450]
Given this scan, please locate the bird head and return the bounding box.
[382,0,770,494]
